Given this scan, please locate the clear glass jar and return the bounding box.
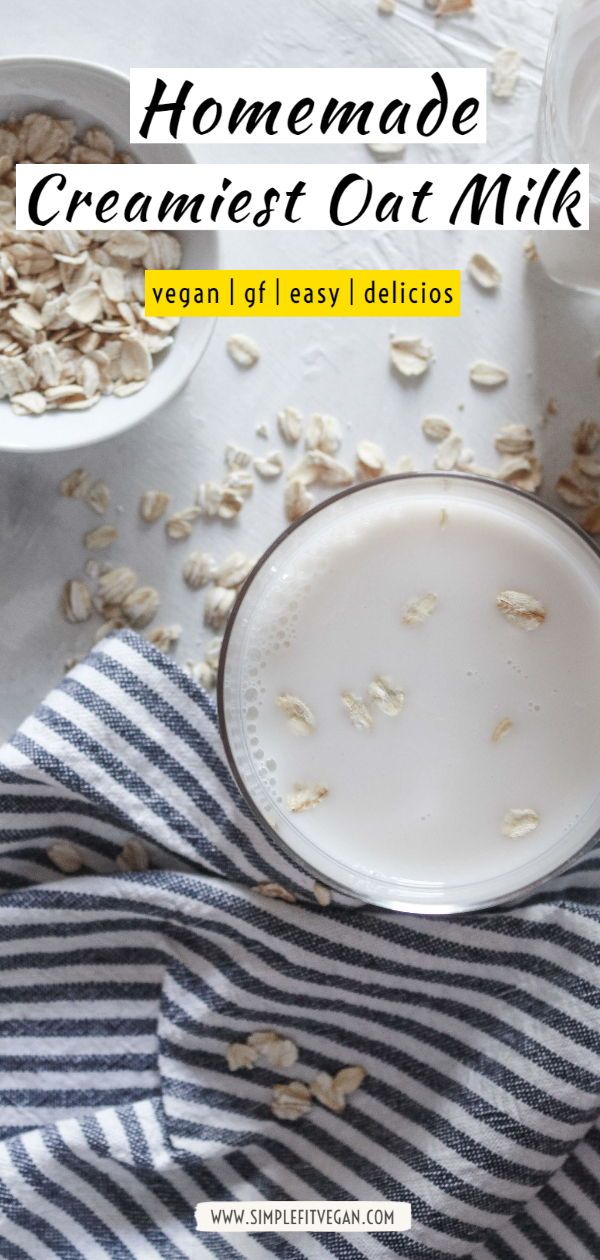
[535,0,600,291]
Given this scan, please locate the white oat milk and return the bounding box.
[220,476,600,911]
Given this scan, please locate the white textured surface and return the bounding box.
[2,0,599,738]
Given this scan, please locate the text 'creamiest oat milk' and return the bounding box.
[220,476,600,911]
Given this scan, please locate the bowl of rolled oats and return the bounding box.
[0,57,214,452]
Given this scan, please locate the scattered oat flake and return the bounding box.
[574,455,600,478]
[254,451,284,479]
[502,808,539,839]
[186,659,217,689]
[246,1030,280,1049]
[377,0,395,13]
[253,882,297,903]
[204,585,236,630]
[457,450,477,472]
[277,406,303,444]
[289,450,353,488]
[95,618,126,642]
[403,592,438,625]
[451,440,476,474]
[422,415,452,442]
[226,1043,258,1072]
[523,237,539,262]
[555,468,598,508]
[507,457,543,493]
[216,552,254,589]
[436,0,473,13]
[248,1032,298,1069]
[59,468,92,500]
[495,424,534,455]
[217,487,246,520]
[87,559,105,581]
[390,335,432,378]
[492,48,521,100]
[98,566,137,605]
[271,1081,312,1121]
[84,559,99,582]
[60,579,92,624]
[356,439,386,479]
[439,508,448,528]
[496,590,546,631]
[368,675,405,716]
[116,838,149,872]
[492,717,513,743]
[84,524,117,550]
[335,1065,366,1095]
[166,507,201,540]
[499,455,534,483]
[310,1072,346,1113]
[468,253,502,290]
[225,441,252,471]
[470,361,509,388]
[313,881,332,907]
[287,784,329,813]
[582,505,600,535]
[224,469,254,501]
[263,1038,298,1068]
[122,586,160,629]
[367,142,405,160]
[285,477,314,521]
[48,840,83,873]
[226,333,260,367]
[311,452,354,487]
[86,481,110,515]
[306,413,342,455]
[182,550,216,590]
[572,420,600,455]
[148,624,181,653]
[395,454,415,473]
[434,433,462,471]
[277,693,316,735]
[139,490,170,523]
[341,691,373,731]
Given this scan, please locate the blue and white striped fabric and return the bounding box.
[0,627,598,1259]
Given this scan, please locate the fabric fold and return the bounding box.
[0,629,597,1260]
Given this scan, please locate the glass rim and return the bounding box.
[217,472,600,915]
[539,3,600,197]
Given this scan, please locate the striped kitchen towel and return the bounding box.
[0,627,598,1260]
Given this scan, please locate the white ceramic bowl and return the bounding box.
[0,56,216,453]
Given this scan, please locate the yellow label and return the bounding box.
[144,269,460,318]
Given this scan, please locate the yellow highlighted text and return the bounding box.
[145,269,460,318]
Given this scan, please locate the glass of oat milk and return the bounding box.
[535,0,600,290]
[218,475,600,913]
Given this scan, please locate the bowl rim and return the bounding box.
[0,54,132,92]
[217,471,600,916]
[0,54,212,454]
